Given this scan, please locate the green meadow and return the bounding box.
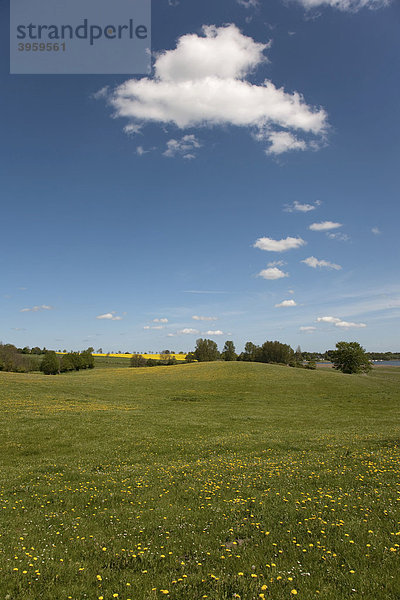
[0,362,399,600]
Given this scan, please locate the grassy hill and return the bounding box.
[0,362,399,599]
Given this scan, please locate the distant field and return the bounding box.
[0,363,399,599]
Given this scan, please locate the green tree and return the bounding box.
[130,354,147,367]
[331,341,372,374]
[194,338,220,362]
[221,340,237,361]
[40,351,60,375]
[258,340,294,365]
[185,352,196,363]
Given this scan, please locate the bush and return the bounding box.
[130,354,147,367]
[40,351,60,375]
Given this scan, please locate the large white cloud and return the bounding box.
[254,236,306,252]
[107,25,328,155]
[294,0,390,11]
[302,256,342,270]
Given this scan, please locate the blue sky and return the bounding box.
[1,0,399,353]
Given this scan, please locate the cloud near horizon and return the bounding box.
[105,24,328,156]
[192,315,218,321]
[317,316,366,328]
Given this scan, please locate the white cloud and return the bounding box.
[275,299,297,307]
[299,326,316,332]
[163,134,201,158]
[106,25,328,156]
[153,318,168,323]
[267,260,286,267]
[144,325,165,330]
[20,304,54,313]
[265,131,307,155]
[254,236,306,252]
[96,312,123,321]
[317,316,366,328]
[327,232,350,241]
[178,328,200,335]
[293,0,391,11]
[371,227,381,235]
[258,267,289,280]
[309,221,342,231]
[284,199,320,212]
[204,330,224,335]
[192,315,218,321]
[237,0,259,7]
[302,256,342,270]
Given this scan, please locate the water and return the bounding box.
[371,360,400,366]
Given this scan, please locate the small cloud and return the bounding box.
[327,232,349,241]
[163,134,201,159]
[267,260,286,267]
[299,326,316,332]
[257,267,289,280]
[167,333,176,337]
[92,86,109,99]
[254,236,306,252]
[288,289,295,294]
[153,318,168,323]
[178,328,200,335]
[302,256,342,270]
[309,221,342,231]
[371,227,381,235]
[20,304,54,313]
[18,287,27,291]
[275,299,297,307]
[317,316,366,328]
[136,146,146,156]
[192,315,218,321]
[204,330,224,335]
[237,0,259,7]
[96,312,123,321]
[265,131,307,156]
[284,200,320,212]
[11,327,27,331]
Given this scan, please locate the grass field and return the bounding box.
[0,362,399,600]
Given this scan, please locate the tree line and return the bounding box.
[0,343,94,374]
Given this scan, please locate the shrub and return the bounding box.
[40,351,60,375]
[130,354,147,367]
